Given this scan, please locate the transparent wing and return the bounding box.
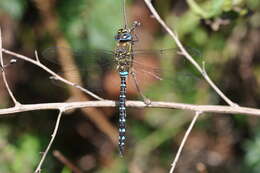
[41,46,202,73]
[41,46,116,93]
[129,47,216,104]
[41,46,214,104]
[133,46,202,60]
[41,46,115,70]
[132,46,203,78]
[130,46,203,81]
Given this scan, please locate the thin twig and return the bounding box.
[169,111,201,173]
[2,48,103,101]
[34,50,40,62]
[53,150,83,173]
[0,28,20,106]
[143,0,237,107]
[34,109,63,173]
[0,100,260,117]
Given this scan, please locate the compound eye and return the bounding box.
[123,33,132,40]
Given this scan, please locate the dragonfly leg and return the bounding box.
[130,71,151,105]
[130,21,141,32]
[132,34,139,43]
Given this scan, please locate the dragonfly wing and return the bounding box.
[41,46,114,68]
[128,47,214,104]
[131,46,203,80]
[41,46,116,92]
[133,46,203,64]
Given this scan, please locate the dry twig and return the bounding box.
[34,109,63,173]
[0,100,259,117]
[0,29,20,106]
[2,48,102,100]
[169,111,201,173]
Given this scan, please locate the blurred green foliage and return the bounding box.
[0,125,40,173]
[61,166,72,173]
[0,0,259,172]
[0,0,27,19]
[244,129,260,172]
[58,0,122,50]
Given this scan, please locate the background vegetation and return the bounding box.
[0,0,260,172]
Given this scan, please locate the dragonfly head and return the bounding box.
[115,28,132,42]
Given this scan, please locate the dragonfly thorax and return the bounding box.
[115,47,129,55]
[114,42,133,74]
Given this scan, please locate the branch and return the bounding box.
[0,100,259,117]
[1,48,103,101]
[169,111,201,173]
[0,29,20,106]
[143,0,238,107]
[34,109,63,173]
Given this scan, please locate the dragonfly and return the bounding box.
[113,21,137,156]
[41,1,204,156]
[42,27,203,156]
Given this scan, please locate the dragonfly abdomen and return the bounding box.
[118,71,128,155]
